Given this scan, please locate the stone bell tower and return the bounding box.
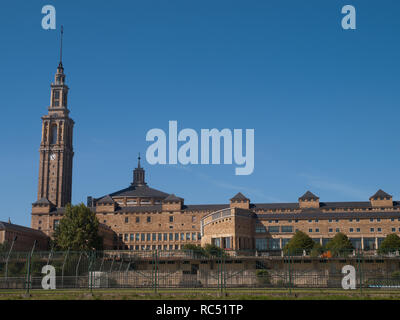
[35,26,74,209]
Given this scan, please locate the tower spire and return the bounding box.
[59,25,64,67]
[132,152,146,186]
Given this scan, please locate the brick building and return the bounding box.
[30,46,400,252]
[0,221,48,251]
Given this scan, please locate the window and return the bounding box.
[392,228,396,232]
[308,220,312,223]
[53,90,60,107]
[180,233,184,241]
[130,234,134,241]
[309,229,313,233]
[349,228,354,233]
[315,219,319,223]
[335,219,339,222]
[198,233,201,240]
[295,220,298,223]
[163,233,168,241]
[50,125,57,144]
[281,226,293,233]
[255,239,268,251]
[370,218,374,222]
[336,228,340,232]
[391,218,395,222]
[186,233,190,241]
[356,218,360,222]
[255,225,267,233]
[124,234,128,241]
[175,233,179,241]
[146,233,151,241]
[268,226,279,233]
[158,233,162,241]
[329,228,333,232]
[135,234,140,241]
[192,233,196,241]
[147,217,151,223]
[349,219,353,222]
[125,217,129,223]
[377,218,381,222]
[356,228,360,232]
[377,228,382,232]
[169,216,174,223]
[370,228,374,232]
[315,228,320,233]
[328,219,332,223]
[136,217,140,223]
[192,216,196,222]
[152,233,156,241]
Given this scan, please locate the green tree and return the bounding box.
[283,231,315,255]
[378,234,400,254]
[310,242,324,257]
[255,269,271,286]
[325,232,353,256]
[0,241,9,252]
[53,203,103,251]
[182,244,206,257]
[204,244,226,257]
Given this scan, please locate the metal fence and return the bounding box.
[1,249,400,294]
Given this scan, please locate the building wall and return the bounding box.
[97,209,209,250]
[0,227,48,251]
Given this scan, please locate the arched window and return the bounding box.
[51,125,57,145]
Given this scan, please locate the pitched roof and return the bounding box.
[370,189,392,199]
[97,195,115,204]
[299,191,319,201]
[99,184,169,200]
[32,197,53,205]
[163,194,183,202]
[0,221,48,238]
[230,192,249,201]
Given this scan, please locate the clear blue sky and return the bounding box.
[0,0,399,226]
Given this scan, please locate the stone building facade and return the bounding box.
[201,190,400,251]
[29,53,400,252]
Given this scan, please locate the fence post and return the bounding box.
[154,249,158,294]
[359,249,363,295]
[47,244,54,265]
[25,253,31,295]
[25,240,36,294]
[88,251,94,294]
[5,236,17,281]
[75,252,82,288]
[288,249,292,295]
[61,248,70,289]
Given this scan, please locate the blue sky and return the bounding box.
[0,0,399,226]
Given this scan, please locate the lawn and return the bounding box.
[1,288,400,300]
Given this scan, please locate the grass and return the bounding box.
[1,288,400,300]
